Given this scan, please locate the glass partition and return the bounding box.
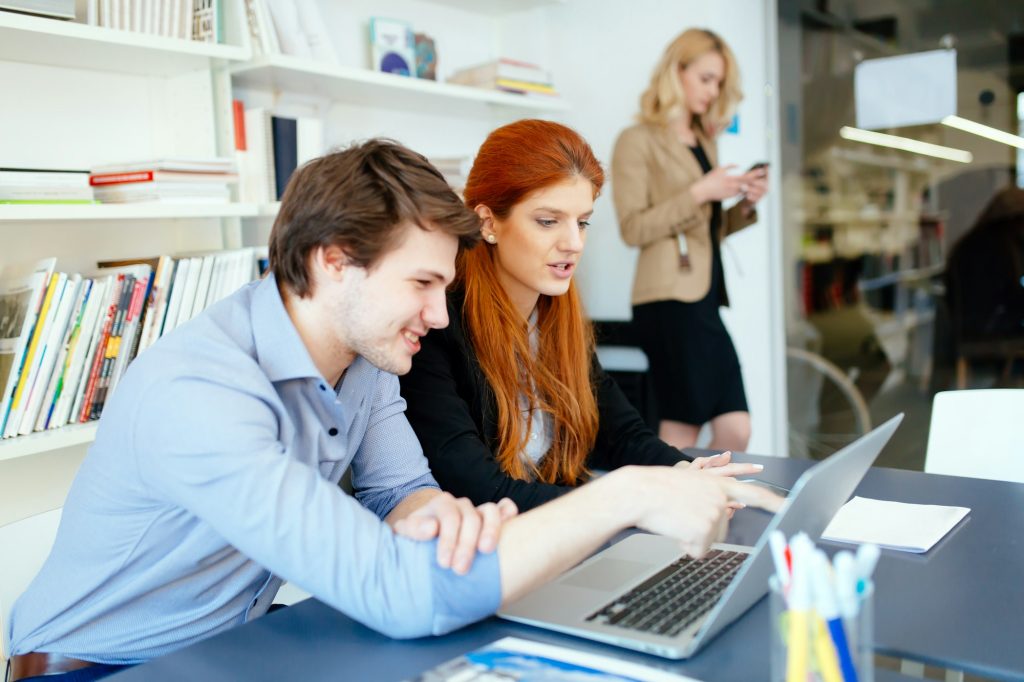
[778,1,1024,467]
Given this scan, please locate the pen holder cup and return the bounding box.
[769,576,874,682]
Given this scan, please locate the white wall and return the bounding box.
[536,0,786,455]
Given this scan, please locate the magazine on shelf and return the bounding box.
[3,270,63,438]
[0,250,261,437]
[407,637,698,682]
[16,273,81,436]
[0,258,56,436]
[52,276,108,429]
[35,277,91,432]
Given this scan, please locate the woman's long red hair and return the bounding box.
[460,119,604,484]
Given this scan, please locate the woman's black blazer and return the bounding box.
[398,290,689,511]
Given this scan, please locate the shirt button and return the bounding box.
[319,384,327,391]
[328,427,339,436]
[530,433,537,440]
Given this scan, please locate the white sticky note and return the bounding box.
[822,496,970,553]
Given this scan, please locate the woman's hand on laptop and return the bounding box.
[676,450,765,478]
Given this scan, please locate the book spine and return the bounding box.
[271,115,298,200]
[111,273,150,392]
[61,277,107,428]
[90,275,133,419]
[89,171,156,186]
[40,279,91,430]
[17,275,72,436]
[78,284,120,423]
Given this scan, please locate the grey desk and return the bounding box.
[113,456,1024,681]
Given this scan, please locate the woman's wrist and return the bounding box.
[689,182,706,206]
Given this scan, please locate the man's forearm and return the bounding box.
[385,487,441,528]
[496,467,641,605]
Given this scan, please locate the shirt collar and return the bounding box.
[251,274,323,383]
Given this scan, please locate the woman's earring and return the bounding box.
[485,234,497,244]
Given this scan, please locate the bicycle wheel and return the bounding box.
[786,347,872,459]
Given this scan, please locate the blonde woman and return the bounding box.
[612,28,768,451]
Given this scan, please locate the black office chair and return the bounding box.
[591,319,659,430]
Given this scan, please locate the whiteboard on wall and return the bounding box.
[855,49,957,130]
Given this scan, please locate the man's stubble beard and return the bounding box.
[334,272,409,376]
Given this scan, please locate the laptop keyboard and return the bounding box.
[585,549,747,638]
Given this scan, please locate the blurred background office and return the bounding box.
[776,0,1024,468]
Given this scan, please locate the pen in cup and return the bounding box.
[812,550,858,682]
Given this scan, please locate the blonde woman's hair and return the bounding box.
[638,28,742,135]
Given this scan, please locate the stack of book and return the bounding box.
[89,159,237,204]
[0,248,263,437]
[0,168,94,204]
[72,0,220,42]
[447,58,558,98]
[241,0,336,61]
[235,104,324,204]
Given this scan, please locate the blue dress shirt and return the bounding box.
[9,274,502,664]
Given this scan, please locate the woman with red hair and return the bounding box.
[399,119,760,511]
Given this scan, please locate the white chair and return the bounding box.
[925,389,1024,483]
[914,390,1024,681]
[0,507,63,668]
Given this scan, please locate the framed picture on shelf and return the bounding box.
[369,17,415,76]
[414,32,436,80]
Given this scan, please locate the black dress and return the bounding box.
[631,143,748,425]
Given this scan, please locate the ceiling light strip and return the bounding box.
[942,115,1024,150]
[839,126,973,163]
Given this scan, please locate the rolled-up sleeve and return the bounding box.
[350,372,439,519]
[134,374,498,639]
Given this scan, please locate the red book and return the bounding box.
[90,170,237,186]
[233,99,247,151]
[90,171,155,186]
[78,276,123,422]
[78,303,115,422]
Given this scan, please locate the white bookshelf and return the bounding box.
[231,55,568,115]
[0,6,248,473]
[0,11,249,75]
[0,0,568,481]
[0,423,99,463]
[423,0,565,14]
[0,203,260,222]
[257,202,281,218]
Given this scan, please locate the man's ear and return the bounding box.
[312,244,351,283]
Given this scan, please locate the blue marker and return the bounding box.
[812,550,859,682]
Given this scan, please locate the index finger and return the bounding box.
[719,478,785,513]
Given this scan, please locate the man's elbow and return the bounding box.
[373,613,436,640]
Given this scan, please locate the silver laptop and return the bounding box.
[499,414,903,659]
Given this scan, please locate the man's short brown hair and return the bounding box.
[269,139,481,297]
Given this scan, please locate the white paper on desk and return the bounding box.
[822,496,970,553]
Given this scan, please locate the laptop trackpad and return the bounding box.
[562,558,652,592]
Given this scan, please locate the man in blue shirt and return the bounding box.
[7,140,779,682]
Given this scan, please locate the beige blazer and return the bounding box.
[611,122,757,306]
